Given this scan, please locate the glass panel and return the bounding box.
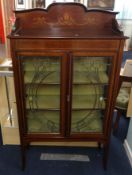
[26,85,60,109]
[27,111,60,133]
[71,56,112,133]
[21,56,61,133]
[71,110,104,132]
[73,56,111,84]
[72,85,107,109]
[23,56,60,84]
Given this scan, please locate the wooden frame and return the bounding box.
[88,0,115,10]
[74,0,84,3]
[15,0,26,9]
[35,0,45,8]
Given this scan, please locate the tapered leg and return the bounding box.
[103,143,109,170]
[98,142,101,149]
[26,143,30,150]
[21,145,26,170]
[113,110,122,133]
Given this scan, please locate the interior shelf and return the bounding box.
[24,71,60,84]
[26,84,60,96]
[26,94,106,110]
[26,95,60,109]
[25,82,61,85]
[72,84,107,95]
[23,58,60,72]
[24,71,109,84]
[72,95,106,109]
[73,71,109,84]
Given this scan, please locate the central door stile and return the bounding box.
[65,52,73,137]
[60,52,69,137]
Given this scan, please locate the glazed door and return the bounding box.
[68,52,116,136]
[17,52,67,136]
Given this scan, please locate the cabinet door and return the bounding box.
[17,52,67,135]
[69,52,115,135]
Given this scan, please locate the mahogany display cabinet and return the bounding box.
[8,3,128,170]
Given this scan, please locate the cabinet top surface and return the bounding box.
[8,3,127,39]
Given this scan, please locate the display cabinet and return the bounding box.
[8,3,127,170]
